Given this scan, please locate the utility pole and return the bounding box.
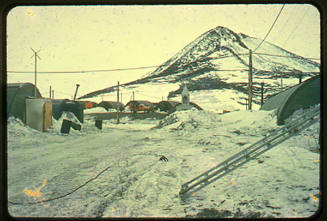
[31,48,41,97]
[132,91,135,101]
[52,90,54,99]
[49,86,52,98]
[116,81,120,124]
[248,49,253,110]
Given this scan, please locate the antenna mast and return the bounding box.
[31,48,41,97]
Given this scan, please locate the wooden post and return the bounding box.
[116,81,120,124]
[73,84,80,101]
[280,78,283,90]
[248,49,253,110]
[133,91,135,101]
[261,82,264,107]
[49,86,52,98]
[299,72,302,84]
[245,98,248,110]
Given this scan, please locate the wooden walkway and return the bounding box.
[85,111,168,120]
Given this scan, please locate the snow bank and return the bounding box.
[156,109,278,136]
[7,107,320,218]
[84,107,107,114]
[7,117,42,138]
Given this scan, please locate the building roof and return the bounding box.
[126,100,154,107]
[260,75,320,125]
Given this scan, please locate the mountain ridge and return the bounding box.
[79,26,319,100]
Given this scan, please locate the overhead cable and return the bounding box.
[7,65,159,74]
[253,4,285,52]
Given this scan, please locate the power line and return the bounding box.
[7,65,159,74]
[253,52,320,60]
[281,7,310,48]
[7,52,319,75]
[253,4,285,52]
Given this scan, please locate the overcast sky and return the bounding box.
[7,4,320,73]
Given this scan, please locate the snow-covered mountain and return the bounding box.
[79,26,320,112]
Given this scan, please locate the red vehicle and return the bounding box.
[126,100,155,113]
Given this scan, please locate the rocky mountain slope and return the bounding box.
[79,26,319,110]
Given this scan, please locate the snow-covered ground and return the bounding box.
[7,107,320,218]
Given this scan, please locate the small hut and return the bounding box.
[156,101,181,113]
[176,84,202,111]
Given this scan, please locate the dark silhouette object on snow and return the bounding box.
[95,120,102,130]
[60,119,81,134]
[98,101,124,111]
[159,155,168,162]
[260,75,320,125]
[7,83,42,122]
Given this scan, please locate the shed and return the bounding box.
[260,75,320,125]
[25,97,52,132]
[156,101,181,113]
[98,101,124,111]
[7,83,42,122]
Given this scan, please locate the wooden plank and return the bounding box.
[85,112,168,120]
[43,101,53,131]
